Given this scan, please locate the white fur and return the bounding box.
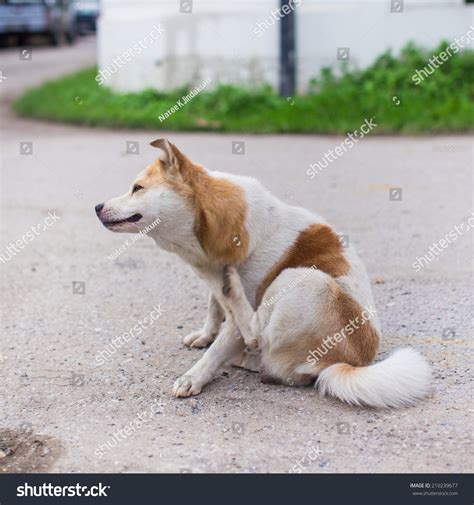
[316,348,432,408]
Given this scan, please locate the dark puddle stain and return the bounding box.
[0,428,63,473]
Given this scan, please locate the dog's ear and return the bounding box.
[150,138,180,174]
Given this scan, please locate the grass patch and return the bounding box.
[13,42,474,134]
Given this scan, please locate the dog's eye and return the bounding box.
[132,184,144,194]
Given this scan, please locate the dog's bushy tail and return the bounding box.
[314,348,432,408]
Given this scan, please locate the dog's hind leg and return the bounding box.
[231,350,261,372]
[183,293,224,348]
[222,265,262,350]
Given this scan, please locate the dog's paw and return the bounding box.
[182,330,216,348]
[222,265,242,298]
[172,375,202,398]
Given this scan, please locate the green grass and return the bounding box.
[13,42,474,134]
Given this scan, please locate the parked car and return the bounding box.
[74,0,99,35]
[0,0,77,46]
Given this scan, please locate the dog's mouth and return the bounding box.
[103,213,143,227]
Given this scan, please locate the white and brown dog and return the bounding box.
[96,139,431,408]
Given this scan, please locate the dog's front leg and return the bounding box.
[173,316,244,397]
[183,293,224,348]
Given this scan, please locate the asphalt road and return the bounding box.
[0,37,472,474]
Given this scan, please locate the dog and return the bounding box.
[96,139,431,407]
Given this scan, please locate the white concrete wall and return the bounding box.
[97,0,474,93]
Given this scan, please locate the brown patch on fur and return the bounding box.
[139,144,250,265]
[192,175,249,265]
[256,223,350,306]
[329,286,379,367]
[336,363,357,376]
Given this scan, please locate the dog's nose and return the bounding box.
[95,203,104,214]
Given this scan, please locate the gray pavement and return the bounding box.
[0,38,472,474]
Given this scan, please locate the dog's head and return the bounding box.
[95,139,249,265]
[95,139,193,236]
